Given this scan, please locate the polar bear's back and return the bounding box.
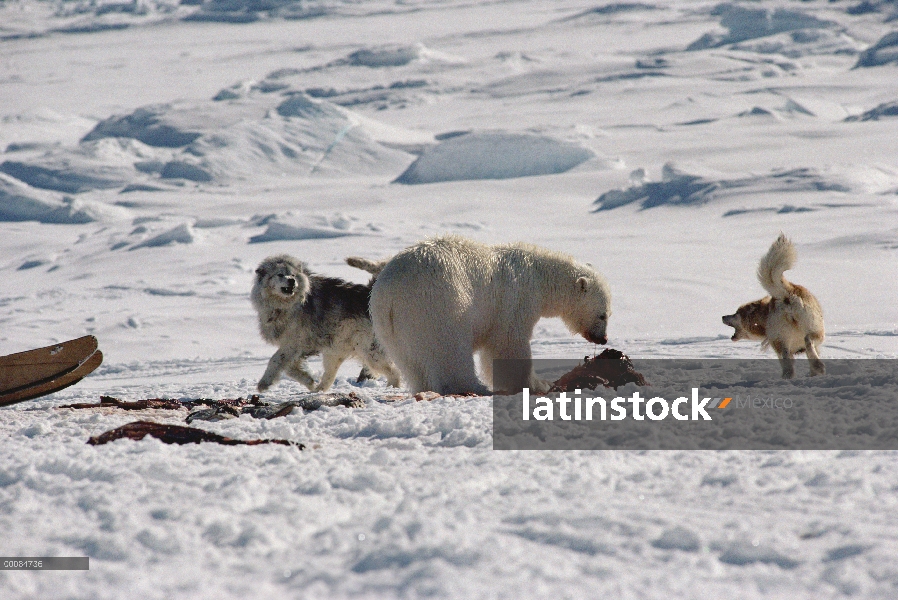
[373,236,586,323]
[375,236,493,307]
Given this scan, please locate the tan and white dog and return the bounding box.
[722,234,825,378]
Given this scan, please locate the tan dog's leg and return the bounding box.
[805,335,825,376]
[771,340,795,379]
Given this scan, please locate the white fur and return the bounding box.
[370,235,612,394]
[757,233,797,299]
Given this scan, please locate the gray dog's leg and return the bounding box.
[356,366,373,383]
[316,352,350,392]
[285,357,317,391]
[258,349,291,392]
[361,342,401,388]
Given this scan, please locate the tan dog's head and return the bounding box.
[253,255,310,306]
[722,298,771,342]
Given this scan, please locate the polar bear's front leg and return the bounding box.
[527,371,553,394]
[478,348,496,390]
[484,335,551,394]
[432,337,491,395]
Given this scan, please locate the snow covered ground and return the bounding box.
[1,0,897,597]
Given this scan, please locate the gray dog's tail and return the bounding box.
[346,256,388,276]
[757,233,796,299]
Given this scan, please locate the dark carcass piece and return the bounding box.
[86,420,303,448]
[548,349,648,392]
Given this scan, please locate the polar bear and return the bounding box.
[369,235,612,395]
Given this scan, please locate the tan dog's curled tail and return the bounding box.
[757,233,796,299]
[346,256,388,276]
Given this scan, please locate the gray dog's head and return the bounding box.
[252,255,311,306]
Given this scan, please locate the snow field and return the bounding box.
[1,0,898,597]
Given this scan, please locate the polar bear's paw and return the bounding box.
[528,377,553,394]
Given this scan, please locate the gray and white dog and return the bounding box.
[252,254,399,392]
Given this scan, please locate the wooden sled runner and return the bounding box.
[0,336,103,407]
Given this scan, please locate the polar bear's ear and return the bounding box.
[577,277,589,292]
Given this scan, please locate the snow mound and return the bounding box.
[0,137,167,194]
[276,94,343,119]
[346,45,421,68]
[563,3,658,21]
[394,132,594,185]
[0,159,127,194]
[249,213,372,243]
[250,222,359,243]
[730,28,865,58]
[0,1,199,39]
[716,542,800,569]
[83,105,205,148]
[189,107,410,179]
[688,5,836,51]
[336,43,463,69]
[845,100,898,122]
[19,94,413,190]
[184,0,328,23]
[593,163,849,211]
[650,527,701,552]
[0,173,124,223]
[159,161,213,182]
[130,223,198,250]
[855,31,898,67]
[843,0,897,17]
[0,174,90,223]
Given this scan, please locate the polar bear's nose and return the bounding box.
[584,331,607,345]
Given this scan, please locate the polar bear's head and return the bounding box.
[561,272,611,346]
